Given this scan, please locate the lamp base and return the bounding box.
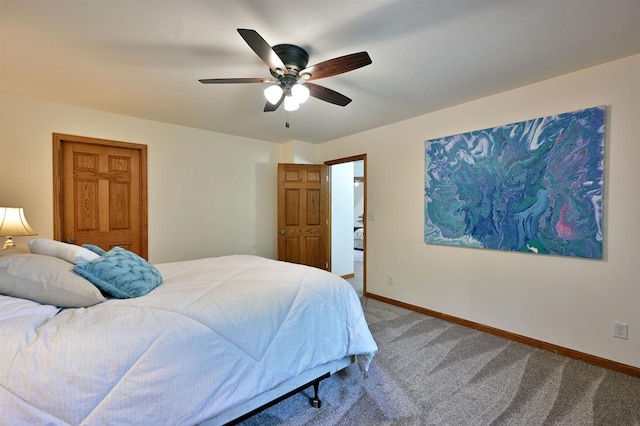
[3,237,16,250]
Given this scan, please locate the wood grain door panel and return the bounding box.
[54,134,148,258]
[277,163,327,270]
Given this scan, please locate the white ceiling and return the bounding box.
[1,0,639,144]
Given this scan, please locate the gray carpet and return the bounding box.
[346,249,363,296]
[239,297,640,425]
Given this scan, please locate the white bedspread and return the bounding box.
[0,255,377,425]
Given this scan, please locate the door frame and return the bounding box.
[52,133,149,258]
[325,154,367,295]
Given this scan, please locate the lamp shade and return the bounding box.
[0,207,37,249]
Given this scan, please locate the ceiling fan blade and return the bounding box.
[237,29,287,75]
[199,78,276,84]
[264,93,285,112]
[299,52,371,81]
[306,82,352,106]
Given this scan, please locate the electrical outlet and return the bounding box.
[387,275,394,286]
[613,322,628,339]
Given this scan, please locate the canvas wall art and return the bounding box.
[424,106,605,258]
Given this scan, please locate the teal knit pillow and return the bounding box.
[74,247,162,298]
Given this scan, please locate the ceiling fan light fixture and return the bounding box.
[264,85,283,104]
[291,84,309,104]
[199,29,372,113]
[284,96,299,111]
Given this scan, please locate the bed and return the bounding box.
[0,242,377,426]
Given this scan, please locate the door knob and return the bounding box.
[279,230,286,235]
[66,237,76,244]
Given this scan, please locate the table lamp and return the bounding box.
[0,207,37,249]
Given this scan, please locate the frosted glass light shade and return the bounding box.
[284,96,299,111]
[291,84,309,104]
[264,85,283,104]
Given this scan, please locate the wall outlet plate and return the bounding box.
[614,322,628,339]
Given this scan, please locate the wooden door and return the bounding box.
[277,163,328,270]
[53,134,148,259]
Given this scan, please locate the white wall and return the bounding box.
[331,162,354,277]
[354,160,364,227]
[354,181,364,227]
[0,92,281,264]
[318,55,640,368]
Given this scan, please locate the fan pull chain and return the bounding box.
[285,110,290,128]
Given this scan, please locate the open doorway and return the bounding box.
[326,155,366,296]
[351,171,364,294]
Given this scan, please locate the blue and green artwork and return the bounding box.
[424,106,605,258]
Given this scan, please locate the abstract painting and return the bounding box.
[424,106,605,258]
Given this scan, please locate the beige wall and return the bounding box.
[0,93,281,263]
[318,55,640,368]
[281,140,318,164]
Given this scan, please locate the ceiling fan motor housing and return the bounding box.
[270,44,309,78]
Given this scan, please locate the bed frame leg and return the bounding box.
[311,378,321,408]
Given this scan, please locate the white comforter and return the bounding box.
[0,255,377,425]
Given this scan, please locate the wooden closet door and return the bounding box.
[54,134,148,259]
[277,163,328,270]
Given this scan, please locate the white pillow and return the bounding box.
[0,254,106,308]
[28,238,100,265]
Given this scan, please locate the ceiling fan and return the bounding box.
[199,29,372,113]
